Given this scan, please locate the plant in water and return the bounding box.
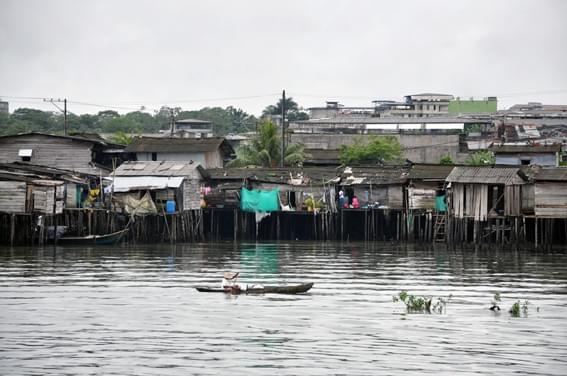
[489,292,501,311]
[509,300,529,318]
[393,290,451,314]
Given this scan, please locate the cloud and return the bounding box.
[1,0,566,115]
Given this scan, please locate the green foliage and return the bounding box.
[304,196,324,211]
[439,154,454,165]
[0,106,255,136]
[464,123,483,134]
[262,97,309,121]
[339,136,403,165]
[466,150,495,166]
[393,291,450,314]
[228,120,309,167]
[111,131,136,145]
[509,300,529,318]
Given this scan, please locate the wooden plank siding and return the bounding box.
[33,185,64,214]
[0,135,95,173]
[408,182,438,210]
[504,185,522,216]
[0,181,26,213]
[388,186,404,209]
[521,184,535,214]
[451,183,488,220]
[534,182,567,217]
[183,179,201,210]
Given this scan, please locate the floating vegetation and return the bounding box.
[489,292,501,311]
[509,300,529,318]
[489,293,531,317]
[393,291,451,314]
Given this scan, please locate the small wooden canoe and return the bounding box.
[56,229,129,246]
[196,282,313,295]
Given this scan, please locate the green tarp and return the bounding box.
[435,195,447,212]
[240,188,280,212]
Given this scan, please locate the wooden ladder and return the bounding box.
[433,213,447,242]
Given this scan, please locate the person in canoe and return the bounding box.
[221,271,243,293]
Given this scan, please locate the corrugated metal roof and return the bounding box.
[490,144,561,153]
[341,166,409,185]
[112,176,185,192]
[206,167,341,186]
[409,164,455,180]
[175,118,212,124]
[520,166,567,181]
[446,166,525,185]
[114,161,202,178]
[125,137,233,154]
[0,132,112,146]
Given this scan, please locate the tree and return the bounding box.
[111,131,136,145]
[262,97,309,121]
[439,154,454,165]
[228,120,309,167]
[466,150,495,166]
[339,136,403,165]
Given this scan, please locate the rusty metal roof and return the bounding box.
[446,166,525,185]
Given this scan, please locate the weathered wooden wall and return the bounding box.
[408,183,437,210]
[183,179,201,210]
[388,185,404,209]
[33,185,64,214]
[0,181,26,213]
[0,134,96,173]
[534,182,567,217]
[521,184,535,214]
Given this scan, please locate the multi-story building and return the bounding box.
[0,100,8,114]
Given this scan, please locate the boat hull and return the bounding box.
[196,282,313,295]
[56,229,129,246]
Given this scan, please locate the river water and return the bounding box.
[1,242,566,375]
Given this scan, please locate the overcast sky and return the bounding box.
[1,0,566,116]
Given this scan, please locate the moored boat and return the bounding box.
[56,228,129,246]
[196,282,314,295]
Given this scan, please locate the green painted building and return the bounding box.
[448,97,497,114]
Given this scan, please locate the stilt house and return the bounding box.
[446,166,526,221]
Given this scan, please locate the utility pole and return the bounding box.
[64,99,67,136]
[43,98,68,135]
[170,110,176,137]
[280,89,286,167]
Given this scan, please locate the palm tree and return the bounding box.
[262,97,309,121]
[111,130,135,145]
[228,120,309,167]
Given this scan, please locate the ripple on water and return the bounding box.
[1,242,567,375]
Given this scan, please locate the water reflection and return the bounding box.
[240,245,279,278]
[0,242,566,375]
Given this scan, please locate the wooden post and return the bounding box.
[276,211,280,240]
[535,217,538,249]
[10,214,15,246]
[341,209,344,241]
[53,187,58,246]
[233,209,237,241]
[210,209,214,241]
[88,210,92,236]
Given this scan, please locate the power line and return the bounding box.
[67,100,144,112]
[109,93,280,105]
